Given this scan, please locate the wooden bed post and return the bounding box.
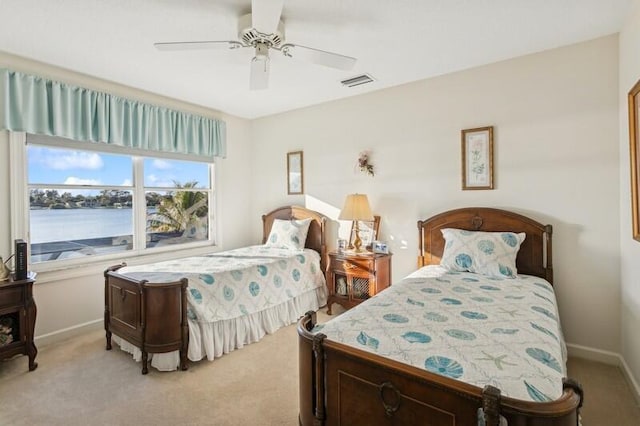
[417,220,426,268]
[140,280,149,375]
[562,378,584,410]
[180,278,189,371]
[545,224,554,284]
[482,385,502,426]
[104,263,126,351]
[312,332,326,425]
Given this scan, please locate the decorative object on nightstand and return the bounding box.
[337,238,348,253]
[326,250,391,314]
[372,240,389,254]
[0,256,10,281]
[339,193,374,253]
[349,215,380,252]
[0,273,38,371]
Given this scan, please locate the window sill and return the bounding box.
[32,242,223,284]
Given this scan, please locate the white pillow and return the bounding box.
[265,218,312,250]
[439,228,525,278]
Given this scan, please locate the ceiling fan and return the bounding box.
[154,0,357,90]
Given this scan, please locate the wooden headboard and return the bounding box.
[262,205,328,274]
[418,207,553,284]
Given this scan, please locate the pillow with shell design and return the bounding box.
[439,228,526,278]
[265,218,312,250]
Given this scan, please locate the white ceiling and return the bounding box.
[0,0,632,119]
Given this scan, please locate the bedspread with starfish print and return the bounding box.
[118,245,325,323]
[314,265,566,402]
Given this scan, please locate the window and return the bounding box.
[13,134,215,268]
[143,158,212,248]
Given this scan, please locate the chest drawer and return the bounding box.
[0,286,25,310]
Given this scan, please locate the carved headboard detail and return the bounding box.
[418,207,553,284]
[262,205,328,275]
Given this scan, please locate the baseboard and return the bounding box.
[567,342,640,405]
[566,342,620,365]
[619,355,640,406]
[35,319,103,348]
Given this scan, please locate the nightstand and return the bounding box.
[0,274,38,371]
[326,251,392,314]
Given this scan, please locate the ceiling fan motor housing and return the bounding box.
[238,13,285,48]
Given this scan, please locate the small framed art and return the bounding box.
[629,78,640,241]
[287,151,303,195]
[349,215,380,250]
[372,240,389,254]
[461,126,494,190]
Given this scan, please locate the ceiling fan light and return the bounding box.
[251,55,269,71]
[250,53,270,90]
[255,42,270,60]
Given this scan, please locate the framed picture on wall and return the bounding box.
[287,151,304,194]
[461,126,494,190]
[629,79,640,241]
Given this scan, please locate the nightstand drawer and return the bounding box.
[330,256,374,273]
[0,286,24,310]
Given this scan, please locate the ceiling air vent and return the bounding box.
[340,73,375,88]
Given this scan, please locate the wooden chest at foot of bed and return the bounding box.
[104,264,189,374]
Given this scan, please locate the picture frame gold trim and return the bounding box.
[461,126,494,190]
[629,79,640,241]
[287,151,304,195]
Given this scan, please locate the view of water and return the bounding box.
[30,208,133,243]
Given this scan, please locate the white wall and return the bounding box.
[0,52,254,338]
[619,0,640,391]
[250,36,621,353]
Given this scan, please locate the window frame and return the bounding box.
[10,132,218,274]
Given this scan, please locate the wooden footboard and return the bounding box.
[104,264,189,374]
[298,312,583,426]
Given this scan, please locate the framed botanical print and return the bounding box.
[629,79,640,241]
[461,126,494,190]
[287,151,303,194]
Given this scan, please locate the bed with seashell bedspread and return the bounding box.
[104,206,328,374]
[298,207,583,426]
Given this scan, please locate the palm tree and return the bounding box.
[147,181,207,233]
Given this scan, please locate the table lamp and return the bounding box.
[339,193,374,252]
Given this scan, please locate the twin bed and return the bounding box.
[104,205,328,373]
[104,205,583,425]
[298,207,583,426]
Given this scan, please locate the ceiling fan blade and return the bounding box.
[251,0,284,34]
[154,41,243,51]
[280,43,356,71]
[250,57,270,90]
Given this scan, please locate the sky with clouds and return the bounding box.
[28,145,210,191]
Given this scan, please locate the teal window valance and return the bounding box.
[0,69,226,158]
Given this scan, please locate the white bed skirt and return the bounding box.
[113,285,327,371]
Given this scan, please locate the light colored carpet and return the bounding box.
[1,308,638,425]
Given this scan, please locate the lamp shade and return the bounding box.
[339,194,374,221]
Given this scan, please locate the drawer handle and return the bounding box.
[344,263,357,270]
[379,382,401,417]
